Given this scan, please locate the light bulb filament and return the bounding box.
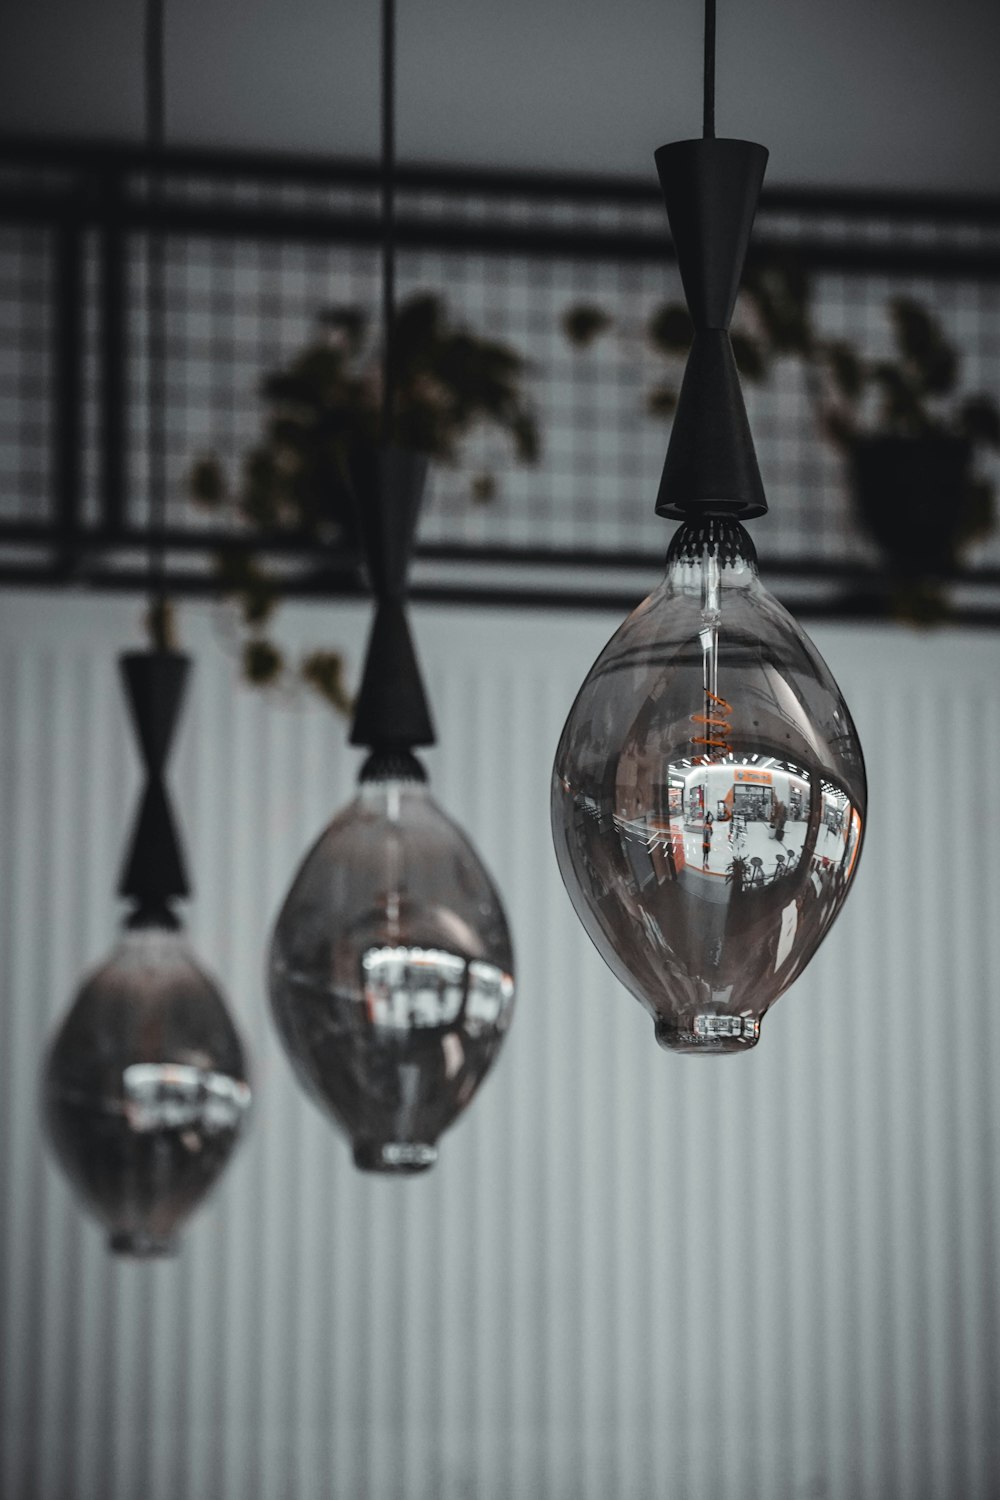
[690,690,733,760]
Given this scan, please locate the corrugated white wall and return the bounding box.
[1,589,998,1500]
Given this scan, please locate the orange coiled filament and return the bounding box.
[691,690,733,760]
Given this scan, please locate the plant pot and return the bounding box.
[849,434,972,575]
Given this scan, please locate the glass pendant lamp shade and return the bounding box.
[268,450,515,1172]
[552,519,865,1052]
[550,119,865,1050]
[43,652,251,1254]
[44,922,251,1256]
[270,755,514,1172]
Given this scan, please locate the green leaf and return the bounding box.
[317,305,368,356]
[871,361,925,435]
[888,297,958,397]
[823,340,865,402]
[392,292,444,369]
[956,476,996,547]
[822,409,856,451]
[214,553,278,630]
[730,332,768,383]
[648,304,693,355]
[741,256,813,354]
[890,580,950,627]
[957,394,1000,449]
[145,596,177,652]
[243,639,284,685]
[510,410,540,464]
[562,304,612,348]
[300,650,352,716]
[189,455,227,507]
[648,385,678,418]
[238,563,277,627]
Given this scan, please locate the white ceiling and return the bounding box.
[2,0,999,192]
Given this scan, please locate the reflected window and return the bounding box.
[362,945,514,1032]
[122,1063,251,1133]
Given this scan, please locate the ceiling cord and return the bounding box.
[703,0,716,139]
[380,0,397,447]
[144,0,168,634]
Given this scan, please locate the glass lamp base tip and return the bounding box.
[655,1015,761,1055]
[108,1229,179,1258]
[353,1141,438,1175]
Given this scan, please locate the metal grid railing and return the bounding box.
[1,141,999,616]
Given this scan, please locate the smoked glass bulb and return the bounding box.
[269,758,515,1173]
[43,923,251,1256]
[552,518,866,1053]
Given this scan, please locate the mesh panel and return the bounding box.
[0,154,999,586]
[0,225,54,522]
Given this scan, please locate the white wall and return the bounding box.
[1,589,999,1499]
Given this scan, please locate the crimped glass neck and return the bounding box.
[125,901,182,932]
[110,1229,179,1258]
[666,518,758,570]
[117,923,187,952]
[359,748,428,785]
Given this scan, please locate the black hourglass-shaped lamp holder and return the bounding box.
[117,650,191,927]
[348,447,436,781]
[654,137,770,521]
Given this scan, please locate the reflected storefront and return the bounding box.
[561,746,863,1052]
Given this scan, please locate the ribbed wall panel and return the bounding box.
[1,589,998,1499]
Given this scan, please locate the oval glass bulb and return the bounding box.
[43,924,251,1256]
[552,519,866,1053]
[269,766,515,1173]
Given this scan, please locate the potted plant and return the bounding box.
[189,291,539,709]
[561,251,812,412]
[811,297,999,615]
[566,263,999,619]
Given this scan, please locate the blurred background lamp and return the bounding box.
[42,0,251,1255]
[268,0,515,1173]
[43,653,252,1255]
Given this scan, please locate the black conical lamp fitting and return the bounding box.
[348,447,435,770]
[655,137,769,520]
[118,650,191,923]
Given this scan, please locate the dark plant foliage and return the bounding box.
[637,264,998,619]
[189,293,538,710]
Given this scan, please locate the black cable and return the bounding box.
[145,0,168,638]
[380,0,396,447]
[703,0,716,139]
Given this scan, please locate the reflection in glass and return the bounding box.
[552,519,866,1052]
[43,925,251,1255]
[269,760,515,1173]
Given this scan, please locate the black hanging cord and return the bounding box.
[144,0,168,638]
[703,0,716,139]
[380,0,397,447]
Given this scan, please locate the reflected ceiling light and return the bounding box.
[551,0,866,1053]
[42,0,251,1256]
[267,0,515,1173]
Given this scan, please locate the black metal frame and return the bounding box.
[2,136,1000,622]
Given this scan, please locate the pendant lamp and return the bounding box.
[42,0,251,1255]
[551,0,866,1053]
[268,0,515,1173]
